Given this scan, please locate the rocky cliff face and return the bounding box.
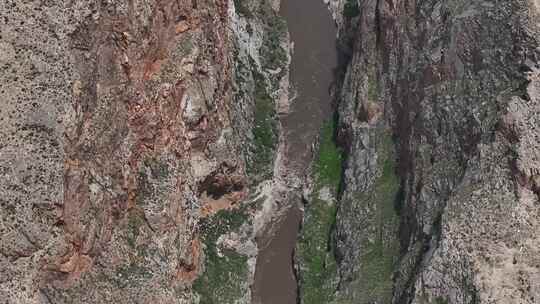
[3,0,540,303]
[0,0,288,303]
[304,0,540,303]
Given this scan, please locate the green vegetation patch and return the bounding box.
[260,13,288,71]
[343,0,360,18]
[193,207,251,304]
[298,128,400,304]
[315,121,345,189]
[297,195,339,304]
[297,120,344,304]
[233,2,288,184]
[247,69,278,182]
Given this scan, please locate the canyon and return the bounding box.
[1,0,539,304]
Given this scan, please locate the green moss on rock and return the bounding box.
[343,0,360,18]
[297,120,343,304]
[193,207,250,303]
[247,69,278,182]
[315,121,344,189]
[297,195,339,304]
[259,8,288,71]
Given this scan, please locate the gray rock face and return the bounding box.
[331,0,540,303]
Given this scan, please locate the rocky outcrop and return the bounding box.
[4,0,539,303]
[0,0,288,303]
[312,0,540,303]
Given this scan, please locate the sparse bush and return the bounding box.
[344,0,360,18]
[247,69,278,181]
[193,208,250,303]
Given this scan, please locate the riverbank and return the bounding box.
[251,0,339,302]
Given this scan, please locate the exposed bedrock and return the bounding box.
[308,0,540,303]
[0,0,289,303]
[2,0,540,303]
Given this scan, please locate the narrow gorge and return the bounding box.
[1,0,539,304]
[252,0,337,302]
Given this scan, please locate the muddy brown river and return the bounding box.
[251,0,338,303]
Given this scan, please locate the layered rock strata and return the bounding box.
[0,0,289,303]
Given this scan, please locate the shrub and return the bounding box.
[344,0,360,18]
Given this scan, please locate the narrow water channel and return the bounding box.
[251,0,338,303]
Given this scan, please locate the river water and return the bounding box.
[251,0,338,303]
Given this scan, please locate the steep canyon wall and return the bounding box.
[0,0,289,303]
[301,0,540,303]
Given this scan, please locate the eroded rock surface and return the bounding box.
[297,0,540,303]
[3,0,540,303]
[0,0,289,303]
